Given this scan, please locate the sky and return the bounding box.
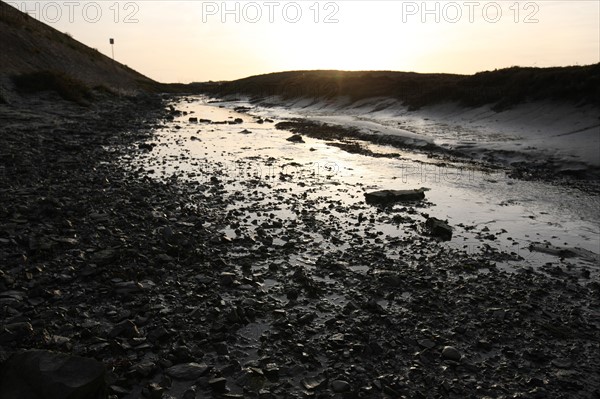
[4,1,599,83]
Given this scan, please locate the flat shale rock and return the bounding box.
[364,189,425,205]
[166,362,209,380]
[0,350,107,399]
[301,375,326,390]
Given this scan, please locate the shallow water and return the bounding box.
[127,96,599,277]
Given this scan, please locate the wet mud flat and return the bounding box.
[0,94,599,398]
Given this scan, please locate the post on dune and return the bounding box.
[110,38,115,61]
[109,38,120,96]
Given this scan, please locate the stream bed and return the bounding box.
[127,95,600,279]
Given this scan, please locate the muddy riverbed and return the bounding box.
[129,96,599,278]
[1,93,599,398]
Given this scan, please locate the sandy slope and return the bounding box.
[250,95,600,173]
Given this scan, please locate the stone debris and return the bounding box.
[0,94,598,398]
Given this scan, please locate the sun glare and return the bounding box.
[268,3,425,73]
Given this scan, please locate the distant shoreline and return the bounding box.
[189,64,600,111]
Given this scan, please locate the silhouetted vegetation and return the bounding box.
[12,70,92,104]
[196,64,600,110]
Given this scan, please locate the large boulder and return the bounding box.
[364,189,425,205]
[0,350,107,399]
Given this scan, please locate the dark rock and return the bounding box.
[109,320,139,338]
[0,350,106,399]
[331,380,351,393]
[1,322,33,343]
[236,368,267,391]
[214,342,229,355]
[209,377,228,392]
[220,272,237,286]
[489,308,506,321]
[286,134,305,143]
[145,383,165,399]
[113,281,142,295]
[441,346,461,361]
[148,326,169,343]
[285,289,299,301]
[425,217,452,241]
[0,289,24,298]
[418,339,436,349]
[138,143,155,151]
[130,361,156,377]
[263,364,279,381]
[91,249,117,265]
[364,189,425,205]
[189,117,198,123]
[301,375,326,390]
[552,358,573,369]
[528,243,580,259]
[183,387,197,399]
[166,363,209,380]
[240,129,252,134]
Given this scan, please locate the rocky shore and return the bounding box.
[1,93,599,398]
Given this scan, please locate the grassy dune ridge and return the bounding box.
[0,1,158,97]
[196,65,600,111]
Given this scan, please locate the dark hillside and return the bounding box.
[197,65,600,110]
[0,1,158,97]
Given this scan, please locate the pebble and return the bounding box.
[287,134,305,143]
[302,376,326,390]
[109,320,140,338]
[442,346,462,361]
